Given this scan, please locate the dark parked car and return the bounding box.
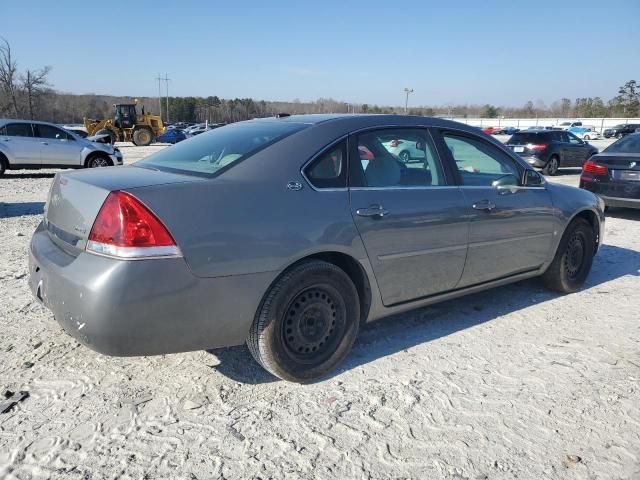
[494,126,519,135]
[505,129,598,175]
[580,133,640,209]
[29,115,604,382]
[157,128,189,144]
[603,124,640,139]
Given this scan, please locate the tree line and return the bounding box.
[1,38,639,125]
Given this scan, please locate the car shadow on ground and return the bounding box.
[0,201,45,218]
[2,172,56,179]
[208,244,640,384]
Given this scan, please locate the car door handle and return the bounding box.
[472,200,496,211]
[356,205,389,218]
[40,142,48,145]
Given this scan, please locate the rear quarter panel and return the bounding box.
[127,125,370,278]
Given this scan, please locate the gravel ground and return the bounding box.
[1,139,639,480]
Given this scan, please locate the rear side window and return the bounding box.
[137,121,308,177]
[3,123,33,137]
[304,140,347,189]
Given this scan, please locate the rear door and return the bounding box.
[34,124,83,166]
[348,127,469,306]
[0,122,40,165]
[433,129,556,287]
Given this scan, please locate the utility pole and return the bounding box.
[156,74,163,120]
[164,73,171,124]
[404,88,414,114]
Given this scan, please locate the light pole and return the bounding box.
[404,87,414,113]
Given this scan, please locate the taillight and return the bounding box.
[582,159,608,175]
[86,191,180,259]
[390,139,403,147]
[527,143,548,151]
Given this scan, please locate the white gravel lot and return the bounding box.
[1,139,639,480]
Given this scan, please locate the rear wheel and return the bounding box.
[133,128,153,146]
[584,135,590,140]
[543,155,560,176]
[542,218,595,293]
[86,154,112,168]
[616,132,623,139]
[247,260,360,383]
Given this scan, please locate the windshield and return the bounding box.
[604,134,640,154]
[137,121,308,177]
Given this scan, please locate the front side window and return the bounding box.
[304,140,347,189]
[567,132,582,144]
[4,123,33,137]
[351,129,445,188]
[443,133,520,186]
[137,121,308,177]
[36,124,70,140]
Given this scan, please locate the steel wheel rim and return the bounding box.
[564,231,586,280]
[139,132,150,143]
[282,286,345,364]
[549,158,558,174]
[399,151,410,162]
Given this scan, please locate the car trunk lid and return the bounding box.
[44,166,204,256]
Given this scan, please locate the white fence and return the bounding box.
[443,117,640,134]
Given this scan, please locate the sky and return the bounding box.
[2,0,639,108]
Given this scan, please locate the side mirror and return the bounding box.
[492,173,519,189]
[523,169,545,187]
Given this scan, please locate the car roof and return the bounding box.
[250,113,481,131]
[0,118,63,127]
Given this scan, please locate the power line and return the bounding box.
[164,73,171,124]
[155,74,163,120]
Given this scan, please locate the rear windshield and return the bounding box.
[507,132,549,144]
[137,121,308,177]
[604,134,640,153]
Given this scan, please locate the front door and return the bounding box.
[349,128,469,306]
[34,124,82,166]
[435,130,557,287]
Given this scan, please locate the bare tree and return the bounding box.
[20,66,51,119]
[0,37,20,116]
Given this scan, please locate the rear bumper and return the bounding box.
[28,221,277,356]
[599,195,640,209]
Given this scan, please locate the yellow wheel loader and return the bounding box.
[84,102,165,146]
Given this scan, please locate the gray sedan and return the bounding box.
[29,115,605,382]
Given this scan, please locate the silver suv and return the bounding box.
[0,119,123,176]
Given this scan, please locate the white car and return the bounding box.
[568,127,601,141]
[0,119,123,176]
[381,137,426,162]
[555,121,583,130]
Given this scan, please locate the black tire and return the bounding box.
[85,154,113,168]
[0,154,7,177]
[616,132,623,139]
[584,135,590,141]
[398,150,411,163]
[247,260,360,383]
[95,129,117,144]
[133,128,153,146]
[542,155,560,176]
[542,218,595,293]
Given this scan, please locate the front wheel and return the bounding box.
[542,155,560,176]
[616,132,624,139]
[584,135,590,140]
[247,260,360,383]
[86,154,112,168]
[0,155,7,177]
[133,128,153,146]
[398,150,411,163]
[542,218,595,293]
